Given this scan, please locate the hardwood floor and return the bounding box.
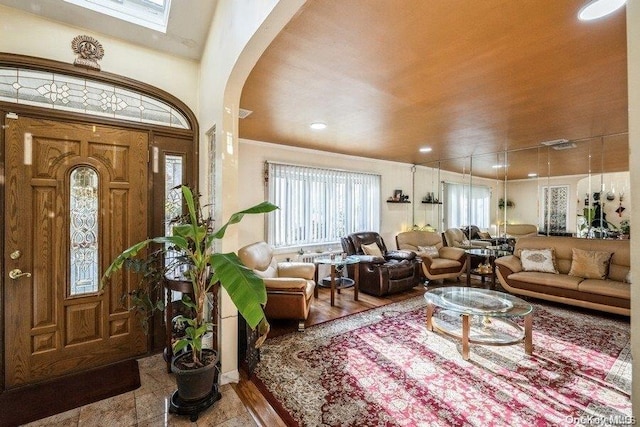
[232,280,443,426]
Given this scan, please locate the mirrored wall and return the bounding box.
[412,134,629,239]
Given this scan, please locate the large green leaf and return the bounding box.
[101,235,189,288]
[182,185,199,234]
[209,201,278,241]
[102,184,277,353]
[210,252,267,329]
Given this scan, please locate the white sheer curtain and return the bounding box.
[443,182,490,229]
[267,162,381,249]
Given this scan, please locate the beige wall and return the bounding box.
[0,5,199,113]
[506,176,583,233]
[197,0,305,383]
[627,0,639,419]
[239,138,415,255]
[239,140,506,258]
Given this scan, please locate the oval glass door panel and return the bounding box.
[69,166,99,296]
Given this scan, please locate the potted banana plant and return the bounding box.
[101,185,277,405]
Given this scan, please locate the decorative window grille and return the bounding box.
[267,162,381,249]
[443,182,491,229]
[0,66,189,129]
[165,155,185,277]
[541,185,569,233]
[69,167,99,295]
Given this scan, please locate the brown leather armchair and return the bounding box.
[238,241,315,331]
[341,232,421,296]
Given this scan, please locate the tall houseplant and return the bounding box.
[101,185,277,387]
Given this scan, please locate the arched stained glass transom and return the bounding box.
[0,66,190,129]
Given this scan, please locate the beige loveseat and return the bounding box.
[494,236,630,315]
[396,231,467,281]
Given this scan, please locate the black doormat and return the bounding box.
[0,359,140,427]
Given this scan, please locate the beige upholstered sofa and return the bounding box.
[238,241,316,331]
[494,236,630,315]
[396,230,467,281]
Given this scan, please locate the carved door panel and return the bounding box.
[4,116,148,388]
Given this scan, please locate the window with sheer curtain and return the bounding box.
[443,182,491,229]
[267,162,381,249]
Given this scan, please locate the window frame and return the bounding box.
[266,162,381,250]
[443,181,491,230]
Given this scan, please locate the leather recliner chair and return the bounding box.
[238,241,316,331]
[341,232,421,296]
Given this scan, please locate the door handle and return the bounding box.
[9,269,31,280]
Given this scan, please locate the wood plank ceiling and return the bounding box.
[239,0,627,179]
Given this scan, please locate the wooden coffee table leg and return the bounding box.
[426,303,434,331]
[524,313,533,355]
[462,314,470,360]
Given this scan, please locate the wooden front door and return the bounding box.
[4,116,149,388]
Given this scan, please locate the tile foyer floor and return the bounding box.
[23,354,257,427]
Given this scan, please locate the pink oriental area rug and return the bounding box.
[253,296,631,426]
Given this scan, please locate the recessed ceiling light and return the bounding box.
[578,0,626,21]
[310,122,327,130]
[492,164,506,169]
[419,147,432,153]
[528,173,538,177]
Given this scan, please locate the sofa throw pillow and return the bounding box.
[520,248,558,274]
[418,245,439,258]
[361,242,383,257]
[477,231,492,239]
[568,248,612,280]
[625,271,632,284]
[461,239,471,246]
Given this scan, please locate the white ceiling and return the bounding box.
[0,0,217,60]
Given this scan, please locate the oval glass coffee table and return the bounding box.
[425,286,533,360]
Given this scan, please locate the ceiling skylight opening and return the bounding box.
[63,0,172,33]
[419,146,432,153]
[310,122,327,130]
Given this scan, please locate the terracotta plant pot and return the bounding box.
[171,349,219,401]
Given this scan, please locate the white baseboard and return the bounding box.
[221,369,239,385]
